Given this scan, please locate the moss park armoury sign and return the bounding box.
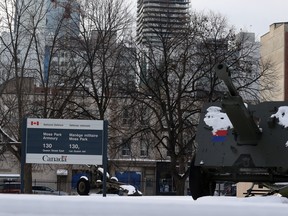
[22,118,108,165]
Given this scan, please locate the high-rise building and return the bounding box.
[260,22,288,101]
[235,32,260,102]
[136,0,190,45]
[44,0,81,81]
[4,0,81,82]
[136,0,190,89]
[46,0,80,37]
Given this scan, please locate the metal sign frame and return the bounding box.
[23,118,105,164]
[21,118,108,195]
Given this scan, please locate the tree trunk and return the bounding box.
[174,177,186,195]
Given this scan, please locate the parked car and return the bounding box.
[0,182,21,193]
[32,186,68,195]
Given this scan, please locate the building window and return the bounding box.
[156,162,176,195]
[51,60,58,67]
[139,107,149,125]
[115,171,142,191]
[140,142,148,157]
[122,108,132,126]
[121,140,131,156]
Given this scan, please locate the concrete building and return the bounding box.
[235,32,261,102]
[135,1,192,196]
[45,0,80,37]
[136,0,190,45]
[260,22,288,101]
[44,0,81,82]
[136,0,190,92]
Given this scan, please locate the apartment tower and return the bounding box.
[136,0,190,45]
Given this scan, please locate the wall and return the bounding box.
[260,23,288,101]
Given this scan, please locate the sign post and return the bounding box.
[102,120,108,197]
[21,118,107,194]
[24,118,104,164]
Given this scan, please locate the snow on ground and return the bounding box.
[0,194,287,216]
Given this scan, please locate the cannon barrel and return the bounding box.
[215,63,261,145]
[216,64,239,96]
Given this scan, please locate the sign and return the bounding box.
[24,118,105,165]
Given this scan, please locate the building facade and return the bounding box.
[136,0,190,45]
[235,32,261,102]
[260,22,288,101]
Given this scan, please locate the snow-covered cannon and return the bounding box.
[76,167,142,196]
[189,63,288,200]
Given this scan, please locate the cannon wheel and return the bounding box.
[77,178,90,195]
[189,161,215,200]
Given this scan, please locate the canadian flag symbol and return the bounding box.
[31,121,39,126]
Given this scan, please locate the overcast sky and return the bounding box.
[191,0,288,39]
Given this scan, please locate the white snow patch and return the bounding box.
[97,167,110,178]
[120,185,142,195]
[204,106,233,132]
[0,194,287,216]
[110,176,118,181]
[271,106,288,128]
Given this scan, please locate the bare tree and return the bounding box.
[0,0,135,193]
[0,0,88,193]
[0,0,51,193]
[70,0,133,120]
[31,0,85,119]
[124,10,277,195]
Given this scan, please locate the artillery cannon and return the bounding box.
[189,63,288,200]
[76,166,142,196]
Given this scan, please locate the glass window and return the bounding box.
[121,140,131,156]
[140,142,148,157]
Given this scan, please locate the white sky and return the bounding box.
[191,0,288,39]
[1,194,287,216]
[131,0,288,39]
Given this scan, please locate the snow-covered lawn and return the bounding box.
[0,194,287,216]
